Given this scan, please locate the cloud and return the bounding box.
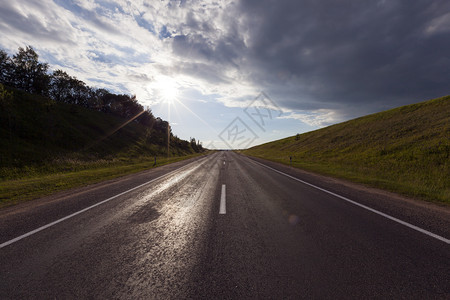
[233,0,450,116]
[425,11,450,35]
[1,0,449,133]
[279,110,343,128]
[0,0,78,46]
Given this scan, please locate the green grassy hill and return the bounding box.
[0,85,203,206]
[243,96,450,204]
[0,85,197,174]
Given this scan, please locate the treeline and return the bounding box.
[0,46,203,153]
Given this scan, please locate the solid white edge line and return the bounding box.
[250,159,450,245]
[0,156,210,249]
[219,184,226,214]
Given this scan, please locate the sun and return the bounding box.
[157,76,179,104]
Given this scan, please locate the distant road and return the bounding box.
[1,151,449,298]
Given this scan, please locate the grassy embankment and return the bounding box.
[0,85,205,207]
[243,96,449,204]
[0,154,204,208]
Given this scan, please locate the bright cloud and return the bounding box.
[279,110,343,128]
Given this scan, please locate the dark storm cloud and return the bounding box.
[167,0,448,119]
[172,32,246,67]
[234,0,450,115]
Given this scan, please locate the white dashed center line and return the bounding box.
[219,184,226,214]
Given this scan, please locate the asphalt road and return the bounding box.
[0,151,449,299]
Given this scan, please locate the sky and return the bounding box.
[1,0,449,149]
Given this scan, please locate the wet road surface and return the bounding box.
[1,151,449,298]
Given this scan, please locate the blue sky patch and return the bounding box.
[135,14,155,34]
[159,25,172,39]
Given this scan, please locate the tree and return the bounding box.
[12,46,49,95]
[93,88,109,111]
[69,77,91,107]
[137,108,155,128]
[49,70,94,107]
[120,94,142,119]
[0,50,13,86]
[49,70,72,103]
[190,137,199,152]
